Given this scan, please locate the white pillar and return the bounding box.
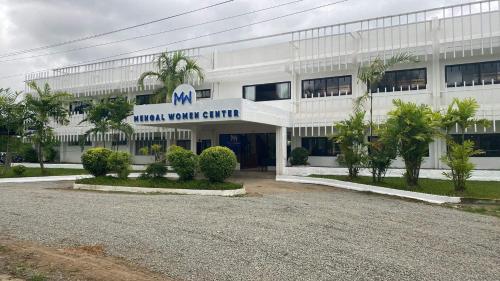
[190,127,197,153]
[276,126,287,176]
[431,17,443,169]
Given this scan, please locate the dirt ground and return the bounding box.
[0,236,172,281]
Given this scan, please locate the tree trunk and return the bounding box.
[37,143,45,174]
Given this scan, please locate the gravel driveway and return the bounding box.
[0,176,498,281]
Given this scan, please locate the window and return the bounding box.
[68,139,92,146]
[452,134,500,157]
[196,139,211,154]
[446,60,500,87]
[196,89,211,99]
[112,139,128,147]
[243,82,291,101]
[301,137,340,156]
[135,94,153,105]
[370,68,427,92]
[69,101,89,115]
[302,76,352,98]
[176,140,191,150]
[134,135,168,155]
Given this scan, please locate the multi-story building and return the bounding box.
[25,1,500,174]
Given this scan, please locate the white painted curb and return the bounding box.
[276,175,461,204]
[73,183,246,197]
[0,173,179,184]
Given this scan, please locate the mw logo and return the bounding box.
[173,91,193,105]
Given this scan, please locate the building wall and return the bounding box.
[25,1,500,169]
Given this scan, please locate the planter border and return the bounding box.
[73,183,246,197]
[276,175,461,204]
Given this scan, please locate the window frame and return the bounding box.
[301,137,340,157]
[445,60,500,87]
[369,68,427,92]
[242,81,291,102]
[196,89,211,99]
[301,75,352,98]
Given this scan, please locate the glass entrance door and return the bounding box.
[219,133,276,169]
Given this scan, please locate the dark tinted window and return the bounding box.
[301,137,340,156]
[452,134,500,157]
[69,101,90,114]
[302,76,352,98]
[370,68,427,92]
[196,89,211,99]
[136,94,153,105]
[446,60,500,87]
[243,82,291,101]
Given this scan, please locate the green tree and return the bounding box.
[335,110,367,179]
[25,82,71,174]
[384,100,440,187]
[107,97,134,151]
[368,125,397,183]
[80,96,133,150]
[356,53,418,130]
[138,50,204,103]
[440,98,491,191]
[0,88,27,173]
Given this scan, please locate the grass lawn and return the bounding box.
[0,166,88,178]
[310,175,500,199]
[76,176,242,190]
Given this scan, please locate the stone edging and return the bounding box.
[73,183,246,197]
[276,175,461,204]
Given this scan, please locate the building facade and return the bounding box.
[26,1,500,174]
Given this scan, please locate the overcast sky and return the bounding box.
[0,0,471,90]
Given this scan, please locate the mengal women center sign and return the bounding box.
[133,84,240,124]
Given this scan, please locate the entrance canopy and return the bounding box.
[133,98,290,128]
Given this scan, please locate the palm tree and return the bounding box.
[440,98,491,191]
[80,97,133,150]
[138,51,205,103]
[0,88,26,173]
[25,82,72,174]
[356,53,418,138]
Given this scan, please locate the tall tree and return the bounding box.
[356,53,418,136]
[80,97,134,150]
[384,100,440,187]
[108,97,134,151]
[25,82,71,174]
[440,98,491,191]
[335,110,367,179]
[0,88,26,173]
[138,51,205,103]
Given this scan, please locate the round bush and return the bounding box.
[81,147,112,177]
[12,165,26,176]
[21,146,38,163]
[290,147,309,166]
[198,146,237,183]
[145,162,167,178]
[166,145,197,181]
[107,151,132,179]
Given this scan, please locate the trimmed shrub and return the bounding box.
[43,145,58,163]
[108,151,132,179]
[12,165,26,176]
[290,147,309,166]
[81,147,112,177]
[145,162,168,178]
[198,146,237,183]
[166,145,197,181]
[21,146,38,163]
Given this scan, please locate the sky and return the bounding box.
[0,0,473,90]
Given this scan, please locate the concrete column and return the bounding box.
[431,17,443,169]
[276,126,287,176]
[190,127,197,153]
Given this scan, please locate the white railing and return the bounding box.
[25,1,500,96]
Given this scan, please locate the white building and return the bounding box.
[26,1,500,174]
